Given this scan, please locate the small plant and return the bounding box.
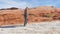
[43,14,52,17]
[29,14,35,16]
[46,14,52,17]
[29,14,34,15]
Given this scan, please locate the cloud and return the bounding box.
[0,0,60,8]
[0,0,18,5]
[26,0,60,8]
[0,0,27,8]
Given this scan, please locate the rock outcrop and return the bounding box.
[27,6,60,23]
[0,6,60,26]
[0,9,24,26]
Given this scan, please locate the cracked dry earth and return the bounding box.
[0,20,60,34]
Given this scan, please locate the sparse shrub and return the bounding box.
[29,14,34,15]
[6,7,18,10]
[42,14,52,17]
[28,14,37,17]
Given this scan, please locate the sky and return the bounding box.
[0,0,60,9]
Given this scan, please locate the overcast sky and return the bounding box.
[0,0,60,9]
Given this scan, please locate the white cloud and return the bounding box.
[0,0,18,4]
[0,0,27,8]
[0,0,60,8]
[25,0,60,8]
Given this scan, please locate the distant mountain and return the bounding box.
[0,7,19,10]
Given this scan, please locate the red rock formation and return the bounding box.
[27,6,59,23]
[0,9,24,26]
[52,8,60,20]
[0,6,60,26]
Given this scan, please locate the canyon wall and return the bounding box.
[0,9,24,26]
[0,6,60,25]
[28,6,60,23]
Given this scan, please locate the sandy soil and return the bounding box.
[0,20,60,34]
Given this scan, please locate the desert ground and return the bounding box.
[0,20,60,34]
